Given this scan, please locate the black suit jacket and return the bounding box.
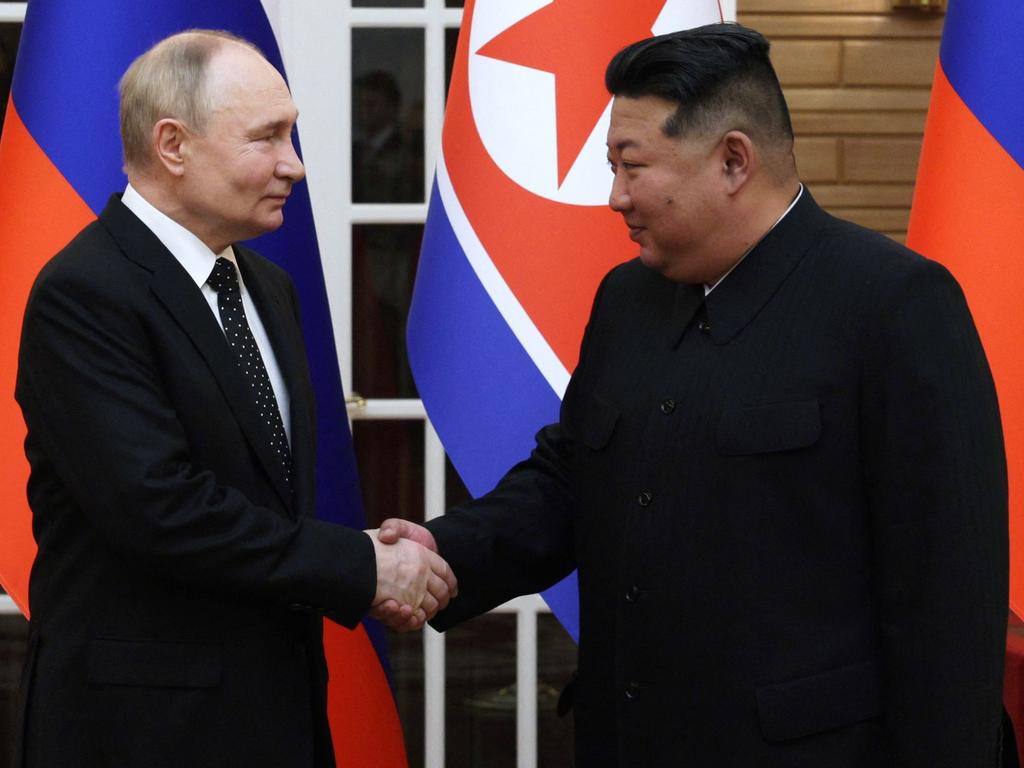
[428,190,1009,767]
[14,196,375,768]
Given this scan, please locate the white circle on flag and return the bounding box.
[468,0,723,207]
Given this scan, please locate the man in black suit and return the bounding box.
[15,30,454,768]
[380,23,1010,767]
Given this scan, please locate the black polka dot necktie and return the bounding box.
[207,257,292,488]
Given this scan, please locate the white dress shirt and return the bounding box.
[121,184,291,445]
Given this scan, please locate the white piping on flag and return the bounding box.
[434,153,572,399]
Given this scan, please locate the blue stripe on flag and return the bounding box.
[409,184,561,496]
[409,183,579,640]
[939,0,1024,168]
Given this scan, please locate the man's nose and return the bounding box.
[277,140,306,183]
[608,175,631,212]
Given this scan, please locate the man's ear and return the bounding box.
[153,119,188,177]
[719,130,754,195]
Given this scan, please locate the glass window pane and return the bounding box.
[352,419,424,529]
[447,614,517,767]
[352,29,425,203]
[445,613,575,766]
[386,629,426,766]
[351,224,423,399]
[445,26,460,102]
[0,24,21,133]
[537,614,576,766]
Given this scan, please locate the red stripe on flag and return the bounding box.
[907,64,1024,618]
[0,97,97,616]
[324,621,408,767]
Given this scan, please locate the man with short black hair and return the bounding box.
[380,22,1009,767]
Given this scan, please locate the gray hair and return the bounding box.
[118,29,262,171]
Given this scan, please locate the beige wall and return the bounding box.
[739,1,945,241]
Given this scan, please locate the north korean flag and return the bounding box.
[409,0,724,640]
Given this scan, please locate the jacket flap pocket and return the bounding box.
[577,395,619,450]
[756,660,881,743]
[88,638,222,689]
[717,399,820,456]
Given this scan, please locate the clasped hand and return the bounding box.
[364,519,456,632]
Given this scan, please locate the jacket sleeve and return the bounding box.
[861,258,1008,766]
[425,267,619,631]
[16,260,375,627]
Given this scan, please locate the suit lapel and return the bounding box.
[98,196,294,512]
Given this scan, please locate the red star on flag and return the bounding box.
[478,0,669,187]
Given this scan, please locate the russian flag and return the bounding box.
[0,2,406,765]
[906,0,1023,623]
[407,0,724,641]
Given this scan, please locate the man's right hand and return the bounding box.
[365,530,457,632]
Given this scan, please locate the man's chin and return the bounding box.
[638,248,670,275]
[252,212,286,237]
[638,249,703,285]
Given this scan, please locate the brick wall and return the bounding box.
[738,0,945,241]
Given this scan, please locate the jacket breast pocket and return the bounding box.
[717,399,821,456]
[87,637,222,689]
[576,394,620,451]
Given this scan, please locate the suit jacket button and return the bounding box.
[625,681,641,701]
[660,398,676,415]
[698,318,712,334]
[638,490,653,507]
[625,586,641,603]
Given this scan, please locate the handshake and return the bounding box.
[363,519,457,632]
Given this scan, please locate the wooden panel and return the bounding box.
[740,14,945,39]
[844,137,922,181]
[844,40,939,85]
[786,87,930,111]
[829,206,911,231]
[737,0,939,240]
[810,183,915,207]
[791,111,926,135]
[772,40,841,85]
[794,137,839,181]
[742,0,893,11]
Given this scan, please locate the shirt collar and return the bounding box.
[121,183,236,289]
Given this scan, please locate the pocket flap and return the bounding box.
[717,399,820,456]
[88,638,222,689]
[756,660,881,742]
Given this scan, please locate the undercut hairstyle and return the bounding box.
[118,29,264,171]
[606,23,794,155]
